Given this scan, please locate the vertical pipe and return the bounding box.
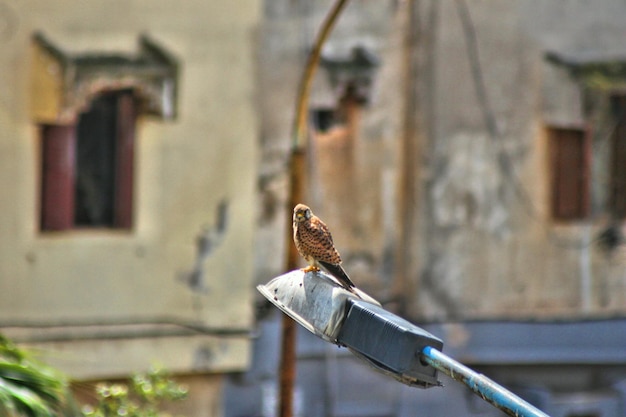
[395,0,424,315]
[580,224,592,312]
[280,149,306,417]
[421,346,550,417]
[278,308,298,417]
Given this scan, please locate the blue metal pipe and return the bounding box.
[421,346,550,417]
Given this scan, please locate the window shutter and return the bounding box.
[549,127,590,220]
[40,125,76,230]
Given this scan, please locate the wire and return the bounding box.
[455,0,498,139]
[454,0,538,217]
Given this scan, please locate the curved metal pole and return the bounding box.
[421,346,550,417]
[291,0,350,150]
[280,2,350,417]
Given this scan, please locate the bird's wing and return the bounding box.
[319,261,355,289]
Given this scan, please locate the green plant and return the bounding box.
[0,335,74,417]
[82,367,188,417]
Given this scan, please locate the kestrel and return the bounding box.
[292,204,355,290]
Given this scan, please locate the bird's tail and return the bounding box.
[319,261,355,289]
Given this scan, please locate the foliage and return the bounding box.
[82,367,188,417]
[0,334,188,417]
[0,335,75,417]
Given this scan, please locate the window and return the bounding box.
[40,90,136,231]
[610,94,626,218]
[310,108,337,133]
[548,126,591,220]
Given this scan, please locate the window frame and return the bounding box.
[39,90,137,232]
[547,124,592,221]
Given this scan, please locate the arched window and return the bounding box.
[40,90,136,230]
[31,32,178,232]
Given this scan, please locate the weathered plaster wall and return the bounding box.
[0,0,260,386]
[255,0,626,321]
[414,0,626,319]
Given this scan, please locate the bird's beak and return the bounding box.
[295,212,304,221]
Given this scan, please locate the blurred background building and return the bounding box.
[1,0,626,416]
[0,1,259,416]
[246,1,626,416]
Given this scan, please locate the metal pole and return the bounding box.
[421,346,550,417]
[280,2,350,416]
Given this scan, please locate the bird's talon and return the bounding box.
[301,266,320,273]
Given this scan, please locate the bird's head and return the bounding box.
[293,204,312,223]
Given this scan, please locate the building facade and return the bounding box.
[242,1,626,416]
[2,1,626,416]
[0,1,260,416]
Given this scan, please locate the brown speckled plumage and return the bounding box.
[293,204,354,289]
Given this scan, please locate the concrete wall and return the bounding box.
[255,0,626,322]
[0,1,260,414]
[246,1,626,415]
[413,0,626,319]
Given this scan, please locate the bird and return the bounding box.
[292,203,355,290]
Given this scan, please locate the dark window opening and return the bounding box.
[610,94,626,219]
[311,108,337,133]
[548,126,591,220]
[75,92,117,226]
[40,89,136,231]
[311,86,364,134]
